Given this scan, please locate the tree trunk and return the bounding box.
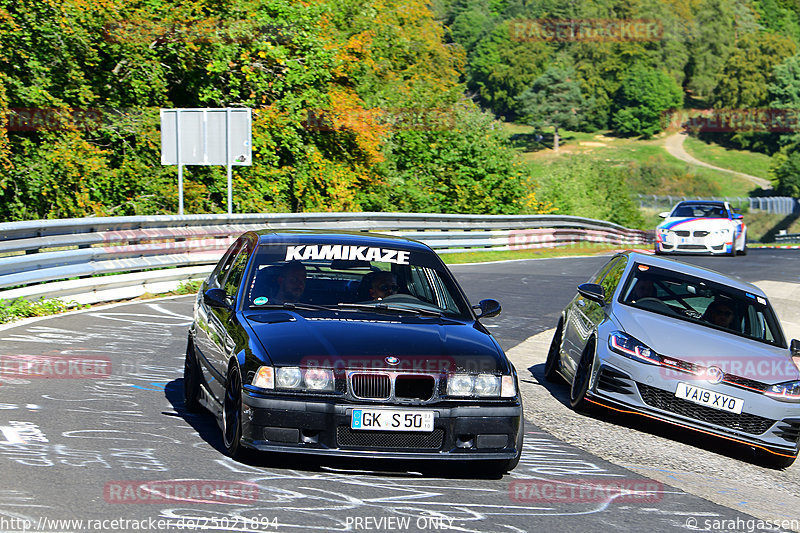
[553,126,560,152]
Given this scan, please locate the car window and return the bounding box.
[222,246,250,300]
[244,242,472,318]
[598,256,628,304]
[208,239,243,289]
[590,256,618,284]
[671,203,728,218]
[620,263,785,347]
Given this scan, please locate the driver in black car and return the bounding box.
[369,271,398,300]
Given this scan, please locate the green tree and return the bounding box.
[768,53,800,149]
[684,0,740,99]
[516,66,587,151]
[468,20,552,119]
[612,64,683,138]
[533,158,645,228]
[712,32,796,109]
[769,150,800,196]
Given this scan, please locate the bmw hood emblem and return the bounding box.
[385,356,400,366]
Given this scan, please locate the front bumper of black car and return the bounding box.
[239,392,523,460]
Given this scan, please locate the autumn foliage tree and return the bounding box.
[0,0,535,220]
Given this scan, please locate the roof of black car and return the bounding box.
[251,229,432,252]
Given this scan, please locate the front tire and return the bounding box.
[570,339,596,412]
[544,319,564,384]
[223,363,246,460]
[183,339,201,413]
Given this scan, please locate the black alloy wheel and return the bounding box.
[544,319,564,384]
[569,339,596,412]
[223,364,245,459]
[183,339,201,413]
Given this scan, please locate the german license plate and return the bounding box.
[351,409,434,432]
[675,383,743,414]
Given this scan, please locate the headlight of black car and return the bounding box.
[608,331,661,365]
[447,373,516,398]
[252,366,335,392]
[765,381,800,402]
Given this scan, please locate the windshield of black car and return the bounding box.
[243,243,472,319]
[620,264,786,347]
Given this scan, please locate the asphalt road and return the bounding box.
[0,249,797,533]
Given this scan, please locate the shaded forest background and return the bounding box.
[1,0,799,224]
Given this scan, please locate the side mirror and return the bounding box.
[474,298,501,319]
[204,288,232,310]
[577,283,606,306]
[659,211,671,218]
[732,213,743,220]
[791,340,800,371]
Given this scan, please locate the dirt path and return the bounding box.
[663,132,773,190]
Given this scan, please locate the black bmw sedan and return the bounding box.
[185,230,523,473]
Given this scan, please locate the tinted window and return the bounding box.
[620,263,785,347]
[244,242,472,318]
[223,247,250,299]
[599,256,628,304]
[208,239,243,289]
[671,203,728,218]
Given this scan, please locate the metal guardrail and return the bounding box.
[0,213,652,305]
[637,195,800,215]
[776,233,800,244]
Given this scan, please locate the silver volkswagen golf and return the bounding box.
[545,251,800,468]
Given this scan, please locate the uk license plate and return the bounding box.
[351,409,434,432]
[675,383,743,414]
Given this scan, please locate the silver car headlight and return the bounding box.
[765,381,800,402]
[608,331,661,365]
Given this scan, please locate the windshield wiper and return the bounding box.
[250,302,333,311]
[337,303,443,317]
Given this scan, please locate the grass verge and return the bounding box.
[683,136,772,180]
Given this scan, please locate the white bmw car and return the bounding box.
[655,201,746,256]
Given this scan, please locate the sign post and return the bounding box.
[160,108,252,215]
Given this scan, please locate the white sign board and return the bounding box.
[160,108,252,166]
